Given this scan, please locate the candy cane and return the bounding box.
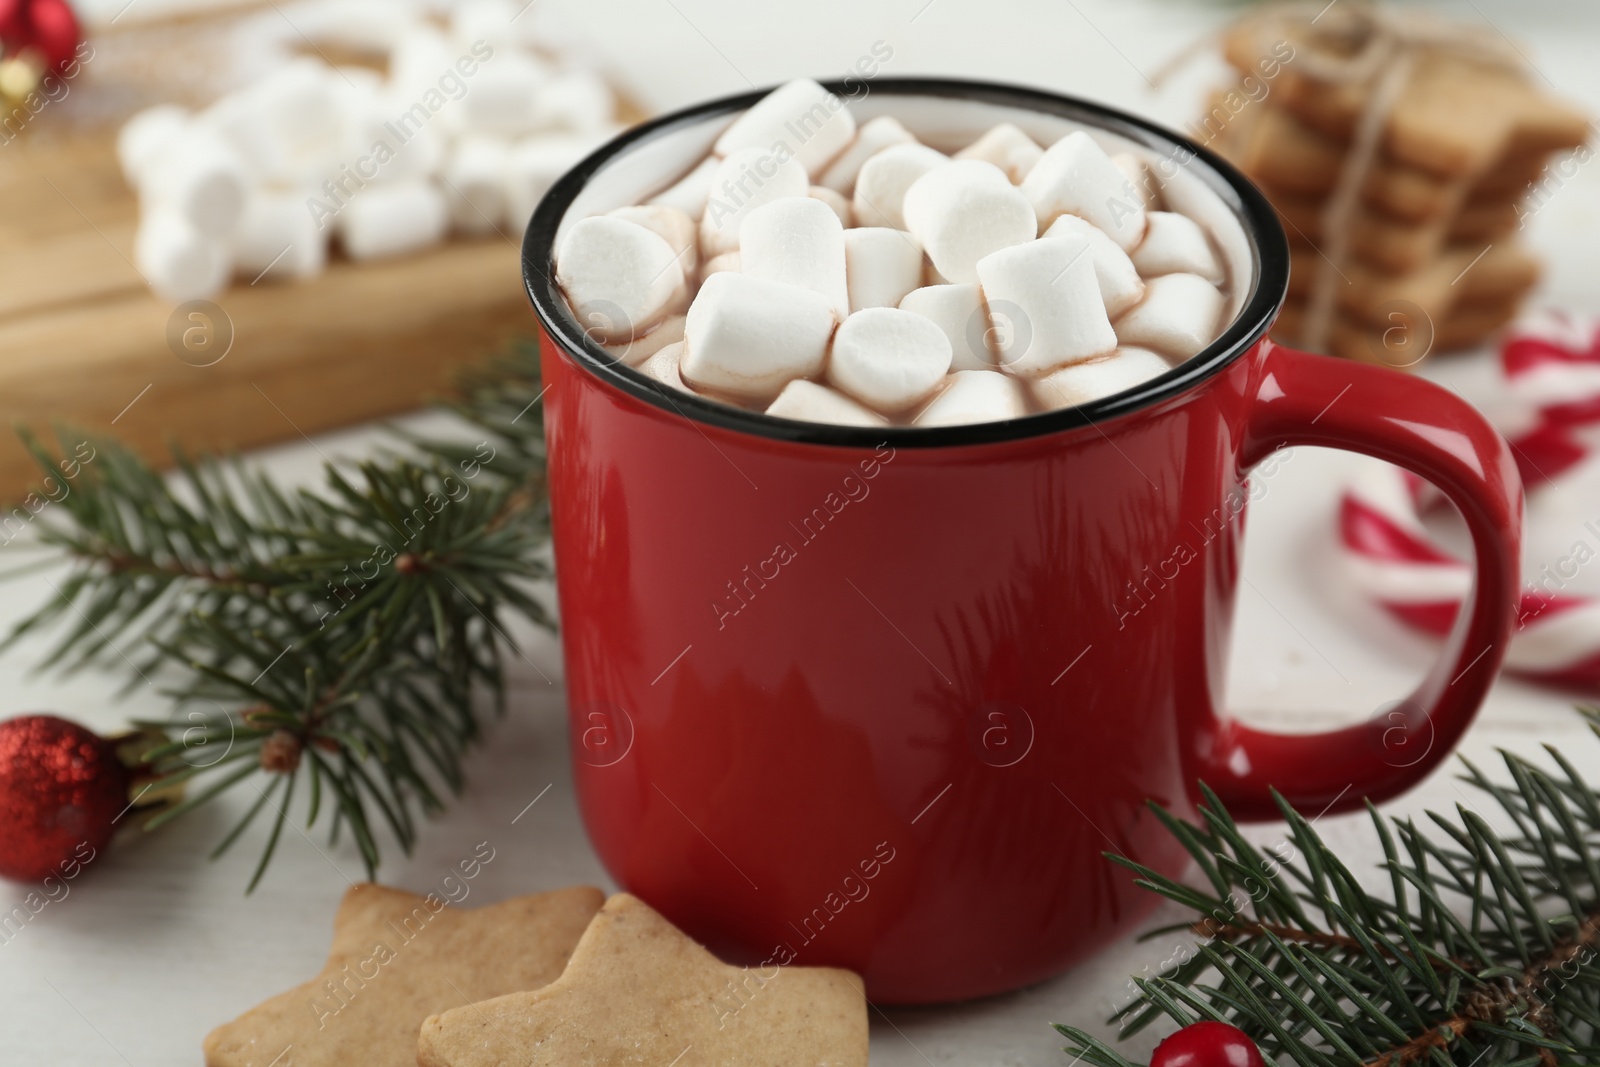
[1338,309,1600,692]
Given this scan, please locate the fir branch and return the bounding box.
[2,340,554,888]
[1057,708,1600,1067]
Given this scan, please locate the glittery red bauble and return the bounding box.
[0,0,80,74]
[21,0,80,73]
[0,715,127,882]
[1151,1022,1266,1067]
[0,0,25,43]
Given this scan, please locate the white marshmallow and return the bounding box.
[899,284,992,372]
[810,185,852,227]
[649,156,720,220]
[204,61,357,188]
[232,189,328,282]
[1111,152,1158,211]
[954,123,1043,184]
[1021,131,1147,252]
[1129,211,1224,284]
[298,0,421,54]
[556,215,686,344]
[1114,273,1225,359]
[502,0,583,53]
[459,52,550,136]
[1042,214,1144,317]
[739,197,848,321]
[639,341,689,392]
[136,208,231,303]
[700,251,741,283]
[352,91,447,182]
[914,370,1029,427]
[606,315,686,367]
[817,115,917,194]
[698,147,810,256]
[451,0,521,57]
[444,135,512,235]
[1034,348,1172,410]
[767,379,889,427]
[195,90,254,159]
[975,237,1117,375]
[843,227,924,312]
[713,79,857,178]
[139,128,249,238]
[334,77,388,173]
[610,204,698,278]
[902,159,1036,285]
[117,105,190,183]
[829,307,953,413]
[681,272,837,403]
[852,143,948,230]
[534,70,615,135]
[390,26,460,102]
[339,179,450,261]
[504,133,603,230]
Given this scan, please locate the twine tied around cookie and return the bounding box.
[1160,1,1528,355]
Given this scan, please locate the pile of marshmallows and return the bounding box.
[556,79,1230,428]
[116,0,619,303]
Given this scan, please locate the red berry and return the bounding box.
[0,715,127,882]
[1151,1021,1266,1067]
[21,0,81,73]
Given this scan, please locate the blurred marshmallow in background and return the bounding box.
[232,187,328,280]
[115,0,625,302]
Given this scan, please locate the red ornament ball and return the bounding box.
[0,0,81,74]
[0,0,25,42]
[1151,1021,1266,1067]
[21,0,79,72]
[0,715,127,881]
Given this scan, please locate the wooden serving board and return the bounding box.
[0,122,534,505]
[0,7,651,506]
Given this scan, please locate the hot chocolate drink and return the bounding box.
[554,79,1244,428]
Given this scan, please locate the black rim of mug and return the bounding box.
[522,76,1290,449]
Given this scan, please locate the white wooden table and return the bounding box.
[8,0,1600,1062]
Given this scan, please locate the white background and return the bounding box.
[9,0,1600,1063]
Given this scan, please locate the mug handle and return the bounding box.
[1197,340,1524,821]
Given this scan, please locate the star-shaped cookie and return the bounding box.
[204,883,604,1067]
[416,893,868,1067]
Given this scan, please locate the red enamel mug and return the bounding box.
[522,79,1522,1003]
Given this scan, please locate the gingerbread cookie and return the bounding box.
[1205,6,1587,363]
[416,893,868,1067]
[1211,96,1546,222]
[1273,295,1520,365]
[1222,16,1589,178]
[1269,185,1521,273]
[1285,242,1539,328]
[203,883,604,1067]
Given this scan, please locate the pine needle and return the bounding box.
[1,340,554,889]
[1058,710,1600,1066]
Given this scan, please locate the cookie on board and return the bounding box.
[203,883,605,1067]
[416,893,868,1067]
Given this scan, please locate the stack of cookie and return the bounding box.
[1209,6,1590,367]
